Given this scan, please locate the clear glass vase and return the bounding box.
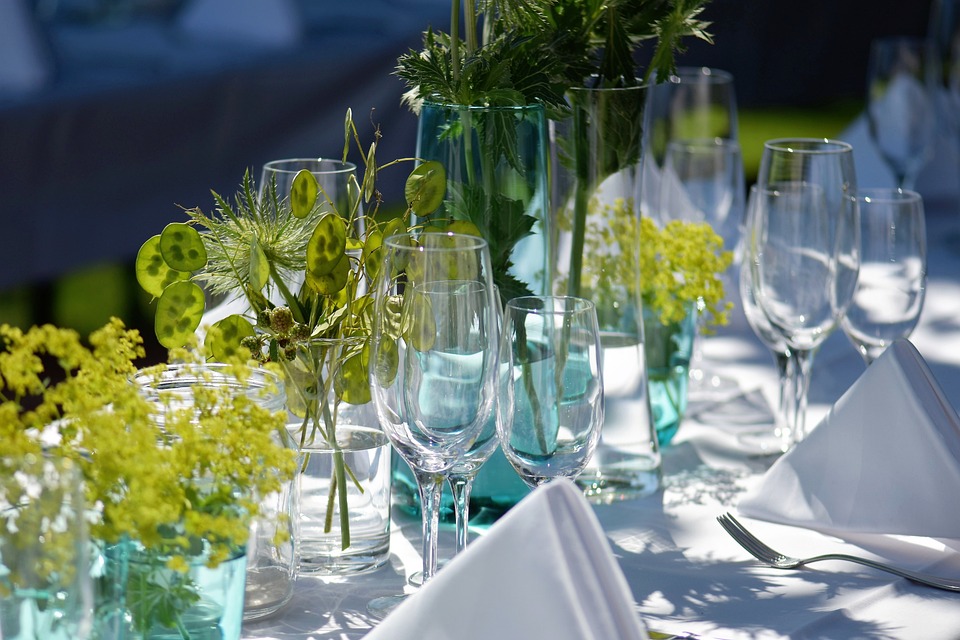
[133,364,297,621]
[282,338,392,575]
[550,82,663,502]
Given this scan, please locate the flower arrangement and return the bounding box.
[0,318,295,635]
[133,110,445,549]
[396,0,714,303]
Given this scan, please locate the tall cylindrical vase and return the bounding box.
[392,100,552,521]
[283,338,392,575]
[550,83,663,502]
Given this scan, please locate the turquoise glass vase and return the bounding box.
[392,100,551,522]
[643,302,697,446]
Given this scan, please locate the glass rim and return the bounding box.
[133,363,285,402]
[857,187,923,204]
[261,158,357,175]
[383,231,490,251]
[420,98,545,114]
[567,77,648,94]
[667,66,735,84]
[666,137,742,152]
[763,138,853,155]
[506,295,596,315]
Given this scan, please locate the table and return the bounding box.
[239,143,960,637]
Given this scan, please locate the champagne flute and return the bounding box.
[841,188,927,365]
[866,37,937,189]
[497,296,604,487]
[368,232,499,612]
[750,138,860,445]
[738,188,796,453]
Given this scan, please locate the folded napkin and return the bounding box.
[366,479,648,640]
[739,339,960,537]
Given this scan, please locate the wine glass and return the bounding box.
[259,158,359,218]
[642,67,739,217]
[749,138,860,445]
[737,186,796,454]
[866,37,938,190]
[658,137,746,398]
[368,232,499,611]
[497,296,604,487]
[841,188,927,365]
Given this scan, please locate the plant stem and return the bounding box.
[451,0,460,85]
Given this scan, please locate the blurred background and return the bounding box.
[0,0,935,349]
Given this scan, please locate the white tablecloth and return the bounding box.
[242,130,960,640]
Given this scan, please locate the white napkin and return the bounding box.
[176,0,303,48]
[366,479,648,640]
[739,338,960,537]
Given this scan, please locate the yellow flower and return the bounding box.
[0,318,296,574]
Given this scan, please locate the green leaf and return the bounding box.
[306,214,347,277]
[405,161,446,216]
[208,315,256,361]
[400,289,436,352]
[136,235,189,298]
[306,253,349,295]
[155,280,205,348]
[372,337,399,386]
[249,237,270,291]
[291,169,319,219]
[362,142,377,203]
[159,222,207,272]
[334,351,372,405]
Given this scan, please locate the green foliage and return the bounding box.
[396,0,714,110]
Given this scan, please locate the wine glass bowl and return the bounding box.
[497,296,604,487]
[841,188,927,365]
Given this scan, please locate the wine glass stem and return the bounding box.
[788,348,816,445]
[447,473,474,555]
[413,470,444,584]
[773,350,795,449]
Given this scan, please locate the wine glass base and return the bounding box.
[367,593,408,620]
[407,559,452,587]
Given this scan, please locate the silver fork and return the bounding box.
[717,512,960,592]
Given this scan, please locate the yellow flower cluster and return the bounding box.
[556,196,732,330]
[0,318,296,573]
[639,215,733,329]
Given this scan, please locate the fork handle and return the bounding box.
[800,554,960,592]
